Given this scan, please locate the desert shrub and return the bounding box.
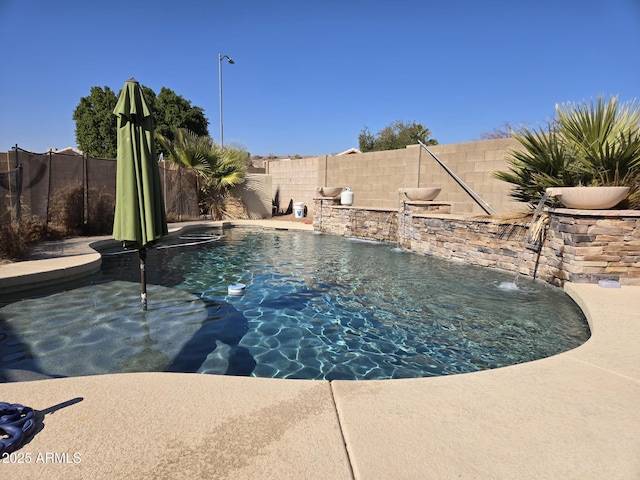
[47,184,116,236]
[0,211,12,227]
[0,216,47,261]
[165,212,181,223]
[85,187,115,235]
[48,184,85,235]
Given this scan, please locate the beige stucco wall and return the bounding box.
[265,138,527,216]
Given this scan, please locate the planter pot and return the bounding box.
[318,186,343,198]
[546,186,630,209]
[402,187,441,201]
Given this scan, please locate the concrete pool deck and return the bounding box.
[0,220,638,479]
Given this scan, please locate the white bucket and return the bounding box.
[293,202,304,218]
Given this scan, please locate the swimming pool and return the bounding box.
[0,227,590,381]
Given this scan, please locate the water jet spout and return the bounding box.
[507,191,551,288]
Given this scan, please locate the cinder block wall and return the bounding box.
[265,138,526,216]
[325,148,418,207]
[422,139,523,214]
[265,157,320,213]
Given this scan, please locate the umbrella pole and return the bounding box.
[139,247,147,310]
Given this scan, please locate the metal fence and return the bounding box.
[0,147,199,234]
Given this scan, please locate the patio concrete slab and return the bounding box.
[332,355,640,479]
[331,283,640,479]
[0,373,351,480]
[563,283,640,380]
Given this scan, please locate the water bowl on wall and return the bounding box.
[546,186,629,210]
[402,187,441,201]
[318,186,343,198]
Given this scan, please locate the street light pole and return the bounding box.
[218,53,234,148]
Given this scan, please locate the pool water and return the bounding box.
[0,228,590,381]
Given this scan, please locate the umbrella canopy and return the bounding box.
[113,78,167,246]
[113,78,168,309]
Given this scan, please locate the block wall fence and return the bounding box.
[265,138,526,216]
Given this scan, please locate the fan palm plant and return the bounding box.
[494,96,640,209]
[156,129,257,219]
[156,128,213,173]
[199,143,253,219]
[493,123,581,208]
[557,97,640,192]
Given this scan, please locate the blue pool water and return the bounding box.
[0,227,590,381]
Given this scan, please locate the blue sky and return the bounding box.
[1,0,639,156]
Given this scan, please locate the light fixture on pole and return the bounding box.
[218,53,234,148]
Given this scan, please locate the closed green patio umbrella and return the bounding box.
[113,78,168,310]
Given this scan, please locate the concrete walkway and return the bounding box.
[0,221,638,479]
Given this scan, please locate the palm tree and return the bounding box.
[156,129,255,219]
[199,142,253,220]
[494,96,640,209]
[157,128,212,172]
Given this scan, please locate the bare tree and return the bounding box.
[479,121,519,140]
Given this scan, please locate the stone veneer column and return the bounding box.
[545,209,640,285]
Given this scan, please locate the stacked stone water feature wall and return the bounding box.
[313,200,398,243]
[313,200,640,286]
[398,213,558,283]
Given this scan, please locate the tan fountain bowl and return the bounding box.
[318,187,343,197]
[403,187,441,201]
[547,186,629,210]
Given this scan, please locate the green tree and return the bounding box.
[358,120,438,152]
[73,86,118,158]
[73,85,209,158]
[154,88,209,144]
[358,126,376,152]
[141,85,157,119]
